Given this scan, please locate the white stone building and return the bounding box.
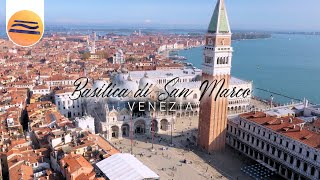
[75,116,95,134]
[226,104,320,180]
[32,85,50,95]
[113,49,125,64]
[54,89,83,119]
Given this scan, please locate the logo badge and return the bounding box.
[6,0,44,47]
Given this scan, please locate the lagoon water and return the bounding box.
[179,34,320,104]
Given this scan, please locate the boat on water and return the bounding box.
[169,55,187,61]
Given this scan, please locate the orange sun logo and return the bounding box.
[7,10,44,47]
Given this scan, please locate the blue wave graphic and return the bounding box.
[14,20,38,24]
[9,29,40,35]
[9,19,40,35]
[11,24,39,30]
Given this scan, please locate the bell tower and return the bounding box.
[198,0,232,152]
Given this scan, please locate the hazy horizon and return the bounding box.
[0,23,319,34]
[0,0,320,32]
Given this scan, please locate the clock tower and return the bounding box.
[198,0,232,152]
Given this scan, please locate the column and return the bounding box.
[108,128,112,140]
[299,162,304,171]
[279,165,282,174]
[315,169,319,179]
[145,120,151,134]
[280,151,284,160]
[293,158,297,167]
[307,165,311,175]
[290,172,295,180]
[118,125,122,139]
[287,155,291,164]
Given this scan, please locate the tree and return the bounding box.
[82,52,91,60]
[96,50,109,59]
[126,57,136,63]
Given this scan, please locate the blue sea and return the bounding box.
[179,34,320,104]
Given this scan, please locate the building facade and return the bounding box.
[227,109,320,180]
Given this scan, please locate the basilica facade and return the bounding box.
[73,66,252,140]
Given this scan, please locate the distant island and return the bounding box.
[232,32,271,40]
[187,31,271,40]
[274,32,320,35]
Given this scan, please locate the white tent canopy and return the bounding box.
[96,153,160,180]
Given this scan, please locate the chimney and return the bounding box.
[280,120,284,124]
[289,118,293,123]
[299,124,303,131]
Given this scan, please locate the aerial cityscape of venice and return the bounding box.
[0,0,320,179]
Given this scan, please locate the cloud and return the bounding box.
[144,19,152,24]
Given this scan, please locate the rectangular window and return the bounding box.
[205,56,213,64]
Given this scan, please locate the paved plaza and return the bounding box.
[112,116,254,180]
[111,99,284,180]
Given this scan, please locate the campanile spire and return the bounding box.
[208,0,231,34]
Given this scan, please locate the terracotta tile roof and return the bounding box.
[33,85,49,90]
[88,133,119,156]
[60,154,95,177]
[240,112,320,149]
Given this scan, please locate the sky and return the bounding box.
[0,0,320,31]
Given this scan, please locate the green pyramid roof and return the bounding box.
[208,0,231,34]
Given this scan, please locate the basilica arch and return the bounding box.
[111,125,120,139]
[121,124,130,137]
[160,119,169,131]
[134,119,146,134]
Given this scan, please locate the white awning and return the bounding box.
[96,153,160,180]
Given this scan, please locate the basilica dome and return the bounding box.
[112,72,129,85]
[119,75,139,94]
[139,72,156,89]
[93,80,107,89]
[121,67,128,74]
